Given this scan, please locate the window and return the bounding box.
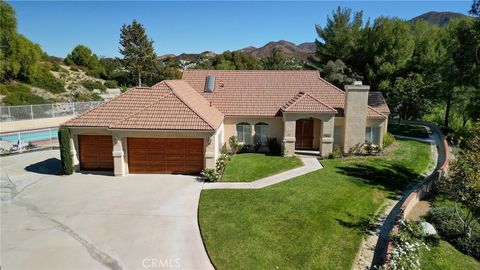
[236,122,251,143]
[365,127,379,144]
[254,122,269,145]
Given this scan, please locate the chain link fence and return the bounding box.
[0,128,59,155]
[0,101,102,122]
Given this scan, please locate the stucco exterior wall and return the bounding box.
[223,116,284,145]
[67,127,217,176]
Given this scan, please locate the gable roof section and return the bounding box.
[180,70,388,118]
[63,81,224,131]
[282,92,337,113]
[368,92,390,115]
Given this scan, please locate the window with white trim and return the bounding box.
[254,122,269,145]
[236,122,251,144]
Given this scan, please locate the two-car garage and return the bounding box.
[78,135,204,174]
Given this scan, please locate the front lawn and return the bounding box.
[420,240,480,270]
[222,153,303,182]
[199,139,431,269]
[388,124,430,138]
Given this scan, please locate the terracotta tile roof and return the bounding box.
[368,92,390,115]
[180,70,388,118]
[63,81,224,131]
[282,92,337,113]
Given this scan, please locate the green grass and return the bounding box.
[420,240,480,270]
[222,153,303,182]
[199,139,431,269]
[388,124,430,138]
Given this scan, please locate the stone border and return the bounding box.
[382,121,450,267]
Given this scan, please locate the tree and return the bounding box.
[471,0,480,16]
[440,18,480,129]
[437,123,480,237]
[389,73,430,122]
[315,59,360,88]
[119,20,157,86]
[314,7,365,66]
[365,17,415,93]
[64,45,105,77]
[262,48,300,70]
[0,0,17,81]
[197,51,262,70]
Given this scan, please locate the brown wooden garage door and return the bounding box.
[78,135,114,170]
[127,138,204,174]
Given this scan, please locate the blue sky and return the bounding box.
[10,1,472,57]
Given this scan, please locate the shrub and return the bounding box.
[267,137,282,156]
[201,168,220,182]
[215,153,230,174]
[28,68,65,93]
[383,133,395,148]
[81,79,107,91]
[104,80,118,88]
[427,202,480,259]
[348,142,381,156]
[72,91,103,102]
[228,136,242,155]
[1,83,48,105]
[238,144,252,154]
[332,145,343,158]
[58,128,73,175]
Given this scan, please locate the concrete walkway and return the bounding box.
[203,157,322,190]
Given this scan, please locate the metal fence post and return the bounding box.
[8,106,11,121]
[30,105,34,120]
[72,102,75,115]
[52,103,55,118]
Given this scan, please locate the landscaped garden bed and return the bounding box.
[199,139,431,269]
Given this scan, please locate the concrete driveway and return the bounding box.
[1,150,213,270]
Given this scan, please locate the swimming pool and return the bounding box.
[0,129,59,142]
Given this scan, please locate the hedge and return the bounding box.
[58,128,73,175]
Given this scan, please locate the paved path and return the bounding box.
[202,157,322,190]
[1,150,213,270]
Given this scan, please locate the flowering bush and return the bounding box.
[389,220,429,270]
[201,168,220,182]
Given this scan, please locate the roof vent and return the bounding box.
[204,76,215,92]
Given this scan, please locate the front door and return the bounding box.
[295,119,314,149]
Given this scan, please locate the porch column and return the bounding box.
[283,118,296,157]
[112,135,126,176]
[320,116,334,157]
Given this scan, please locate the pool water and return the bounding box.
[0,129,59,142]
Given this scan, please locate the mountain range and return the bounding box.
[163,11,468,63]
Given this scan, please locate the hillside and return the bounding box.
[239,40,315,61]
[410,11,468,26]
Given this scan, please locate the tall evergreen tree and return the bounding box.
[119,20,156,86]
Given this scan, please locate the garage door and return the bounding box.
[78,135,114,170]
[127,138,204,174]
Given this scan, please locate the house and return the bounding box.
[62,70,389,176]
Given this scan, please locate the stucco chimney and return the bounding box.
[343,81,370,152]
